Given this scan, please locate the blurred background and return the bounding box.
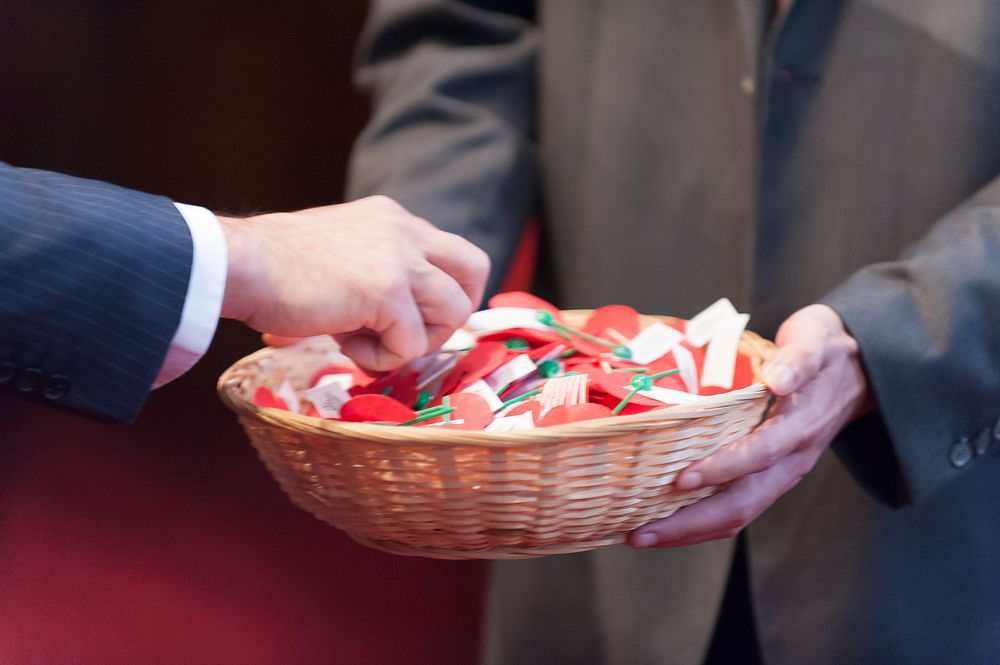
[0,2,485,662]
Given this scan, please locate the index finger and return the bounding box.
[674,388,816,490]
[422,230,491,310]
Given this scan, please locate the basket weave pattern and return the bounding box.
[219,313,775,560]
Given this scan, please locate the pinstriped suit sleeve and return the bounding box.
[0,162,193,423]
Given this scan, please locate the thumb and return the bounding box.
[761,305,833,395]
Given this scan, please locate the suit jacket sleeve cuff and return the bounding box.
[820,176,1000,505]
[152,203,227,388]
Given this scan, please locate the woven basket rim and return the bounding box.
[218,311,775,448]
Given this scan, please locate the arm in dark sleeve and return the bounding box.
[347,0,538,297]
[822,174,1000,505]
[0,162,193,423]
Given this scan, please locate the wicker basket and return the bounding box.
[218,312,775,560]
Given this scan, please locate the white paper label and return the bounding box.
[466,307,549,332]
[460,379,505,412]
[685,298,740,348]
[304,381,351,418]
[485,412,536,432]
[670,345,699,394]
[701,313,750,389]
[485,354,537,390]
[441,328,477,351]
[275,379,301,414]
[316,373,353,391]
[630,385,704,405]
[627,322,684,365]
[535,344,567,364]
[417,353,459,389]
[427,419,466,427]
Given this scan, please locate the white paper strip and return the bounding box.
[629,384,704,405]
[304,381,351,418]
[670,345,699,393]
[685,298,740,348]
[701,313,750,389]
[535,344,567,364]
[427,419,466,427]
[466,307,549,332]
[276,379,302,414]
[627,322,684,365]
[417,353,459,389]
[441,328,477,351]
[316,373,353,390]
[485,412,536,432]
[460,380,505,412]
[485,354,537,390]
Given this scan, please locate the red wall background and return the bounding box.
[0,2,486,662]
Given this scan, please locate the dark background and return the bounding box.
[0,2,485,662]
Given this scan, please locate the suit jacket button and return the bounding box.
[15,366,43,394]
[0,360,16,385]
[42,374,70,401]
[974,428,992,456]
[949,438,974,468]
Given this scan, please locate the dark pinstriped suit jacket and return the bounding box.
[0,162,193,422]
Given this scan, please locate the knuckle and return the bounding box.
[759,439,783,467]
[448,302,472,327]
[366,194,404,212]
[805,350,825,375]
[831,334,859,358]
[470,245,491,277]
[790,457,813,479]
[412,216,437,231]
[730,498,759,526]
[799,413,825,441]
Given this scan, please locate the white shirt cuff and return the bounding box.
[153,203,228,388]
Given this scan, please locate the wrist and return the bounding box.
[217,214,259,322]
[820,304,875,421]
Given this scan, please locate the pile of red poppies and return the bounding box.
[251,292,755,430]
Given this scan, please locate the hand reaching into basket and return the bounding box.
[218,195,490,371]
[629,304,871,548]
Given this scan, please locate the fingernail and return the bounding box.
[633,533,658,548]
[762,363,795,394]
[676,471,702,490]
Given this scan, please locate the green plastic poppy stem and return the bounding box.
[499,387,542,409]
[535,310,632,359]
[414,403,454,416]
[612,387,642,415]
[399,407,457,426]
